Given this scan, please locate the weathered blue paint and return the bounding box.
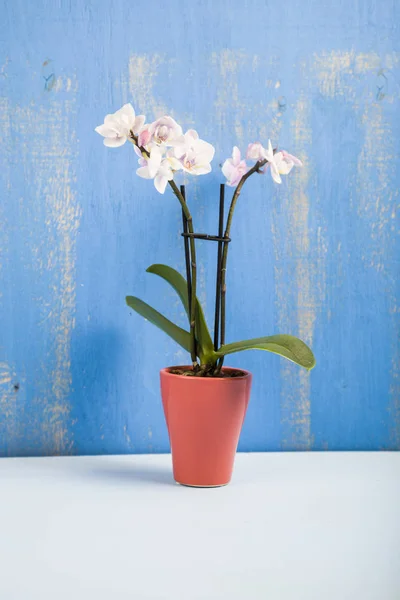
[0,1,399,456]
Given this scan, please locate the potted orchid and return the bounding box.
[96,103,315,487]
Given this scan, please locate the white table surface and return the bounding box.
[0,452,399,600]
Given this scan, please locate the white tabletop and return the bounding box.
[0,452,399,600]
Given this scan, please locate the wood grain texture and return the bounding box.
[0,0,399,455]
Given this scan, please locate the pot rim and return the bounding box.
[160,366,252,381]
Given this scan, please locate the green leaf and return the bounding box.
[146,264,215,363]
[147,264,190,315]
[216,334,316,370]
[126,296,191,354]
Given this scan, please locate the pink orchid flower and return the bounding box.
[250,140,303,184]
[222,146,248,187]
[270,149,303,183]
[246,140,303,183]
[281,150,303,167]
[246,142,266,162]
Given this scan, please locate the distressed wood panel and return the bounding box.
[0,0,399,455]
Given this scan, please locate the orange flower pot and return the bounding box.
[160,367,252,487]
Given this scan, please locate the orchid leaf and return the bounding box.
[126,296,191,354]
[216,334,316,370]
[147,264,190,315]
[146,264,215,362]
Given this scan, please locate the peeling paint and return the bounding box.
[44,99,80,454]
[274,95,322,450]
[314,50,399,103]
[126,54,168,118]
[0,362,17,453]
[0,100,16,453]
[9,89,80,454]
[212,49,247,144]
[53,75,78,93]
[314,49,399,447]
[211,51,284,148]
[0,98,11,291]
[123,424,132,447]
[356,98,399,445]
[356,102,394,270]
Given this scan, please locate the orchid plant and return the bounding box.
[96,103,315,376]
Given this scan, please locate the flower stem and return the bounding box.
[169,179,198,368]
[214,184,225,351]
[218,160,267,369]
[180,185,192,322]
[129,132,199,368]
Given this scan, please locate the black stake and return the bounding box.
[214,184,225,351]
[181,232,230,242]
[180,185,192,320]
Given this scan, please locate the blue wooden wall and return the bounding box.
[0,0,399,456]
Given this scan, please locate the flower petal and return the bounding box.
[95,124,116,138]
[222,159,234,179]
[154,174,169,194]
[265,139,274,161]
[186,129,199,140]
[133,145,144,158]
[138,128,152,147]
[168,156,183,171]
[282,150,303,167]
[136,166,152,179]
[279,161,293,175]
[232,146,241,165]
[173,143,186,159]
[147,147,163,178]
[269,161,282,184]
[116,103,136,120]
[133,115,146,134]
[193,139,215,163]
[104,136,127,148]
[104,114,119,128]
[192,163,212,175]
[246,142,265,161]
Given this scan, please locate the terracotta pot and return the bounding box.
[160,366,252,487]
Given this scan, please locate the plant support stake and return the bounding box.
[180,185,192,323]
[214,184,225,351]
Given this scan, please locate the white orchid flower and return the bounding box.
[145,116,183,147]
[174,129,215,175]
[262,139,281,184]
[268,146,303,183]
[173,129,198,157]
[136,146,182,194]
[136,146,163,179]
[95,103,145,148]
[273,152,294,176]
